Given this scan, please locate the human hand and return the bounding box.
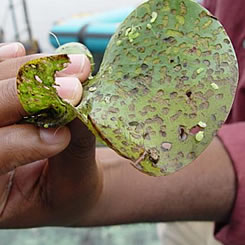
[0,42,102,227]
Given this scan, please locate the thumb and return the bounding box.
[48,119,96,181]
[43,119,98,214]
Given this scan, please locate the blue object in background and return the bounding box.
[49,7,133,53]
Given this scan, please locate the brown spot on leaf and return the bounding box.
[223,38,230,44]
[129,121,139,126]
[160,130,167,137]
[211,114,217,121]
[162,36,176,44]
[203,60,211,66]
[130,133,142,139]
[171,111,182,121]
[141,63,148,70]
[113,129,121,135]
[216,94,224,100]
[199,11,208,18]
[177,152,184,158]
[189,113,197,119]
[128,103,136,111]
[202,51,212,56]
[108,107,119,113]
[174,64,182,72]
[137,47,145,53]
[170,92,178,98]
[199,101,209,110]
[148,148,160,164]
[162,107,169,115]
[143,105,157,112]
[187,152,196,160]
[110,117,117,121]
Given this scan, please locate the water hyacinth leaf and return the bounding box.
[17,55,77,127]
[17,0,238,176]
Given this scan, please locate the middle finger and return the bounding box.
[0,43,26,63]
[0,54,91,82]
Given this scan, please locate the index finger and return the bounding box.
[0,43,26,62]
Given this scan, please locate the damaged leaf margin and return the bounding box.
[17,55,77,127]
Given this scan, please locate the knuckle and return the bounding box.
[0,79,25,125]
[0,79,16,104]
[0,128,47,173]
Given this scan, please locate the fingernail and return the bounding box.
[40,127,68,145]
[0,43,22,58]
[61,54,86,75]
[55,77,83,105]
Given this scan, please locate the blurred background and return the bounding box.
[0,0,202,244]
[0,0,142,52]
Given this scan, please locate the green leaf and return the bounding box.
[17,0,238,176]
[17,55,77,127]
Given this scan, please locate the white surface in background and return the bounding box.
[0,0,143,52]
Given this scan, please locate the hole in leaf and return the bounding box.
[186,91,192,98]
[190,125,202,135]
[143,132,150,140]
[161,142,172,151]
[44,86,50,90]
[174,64,182,72]
[162,36,176,44]
[170,92,178,98]
[178,126,188,141]
[130,88,139,94]
[141,63,148,70]
[123,74,129,80]
[160,130,167,137]
[211,114,216,121]
[187,152,196,159]
[35,75,43,83]
[129,121,139,126]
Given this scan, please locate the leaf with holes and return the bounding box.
[17,55,77,127]
[17,0,238,176]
